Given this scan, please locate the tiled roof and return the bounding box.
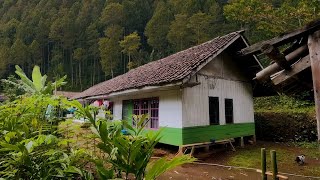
[73,31,242,99]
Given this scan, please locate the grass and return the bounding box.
[226,141,320,176]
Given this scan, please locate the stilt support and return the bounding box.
[240,137,245,148]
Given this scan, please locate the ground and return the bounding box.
[156,141,320,180]
[64,122,320,179]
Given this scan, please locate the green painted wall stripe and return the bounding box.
[142,127,183,146]
[149,123,255,146]
[158,127,183,146]
[182,123,255,144]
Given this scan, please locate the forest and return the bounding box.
[0,0,319,91]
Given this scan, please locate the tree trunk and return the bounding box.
[70,49,74,86]
[93,58,96,86]
[79,61,82,90]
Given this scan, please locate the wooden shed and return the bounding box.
[74,31,261,146]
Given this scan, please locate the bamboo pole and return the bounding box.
[271,150,279,180]
[261,148,267,180]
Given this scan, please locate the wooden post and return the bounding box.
[204,145,210,152]
[253,135,257,144]
[308,30,320,144]
[240,137,244,147]
[271,150,279,180]
[261,148,267,180]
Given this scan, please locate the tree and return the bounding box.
[167,14,192,51]
[11,38,29,68]
[188,12,212,44]
[100,3,124,26]
[73,48,86,90]
[224,0,320,41]
[99,25,123,78]
[0,45,10,77]
[120,32,141,70]
[85,23,100,86]
[29,40,42,67]
[145,1,173,57]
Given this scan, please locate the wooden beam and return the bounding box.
[255,45,308,82]
[261,44,291,70]
[308,30,320,143]
[271,55,310,85]
[241,20,320,55]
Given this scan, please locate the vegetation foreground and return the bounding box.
[0,66,194,179]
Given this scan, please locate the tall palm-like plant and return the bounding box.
[2,65,66,95]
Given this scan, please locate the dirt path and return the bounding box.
[158,164,260,180]
[158,164,317,180]
[155,141,320,180]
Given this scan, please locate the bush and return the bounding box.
[255,111,317,142]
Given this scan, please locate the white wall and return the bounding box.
[109,88,183,128]
[113,100,123,120]
[182,52,254,127]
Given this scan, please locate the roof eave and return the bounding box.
[81,81,183,100]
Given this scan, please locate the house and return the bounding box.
[73,31,262,146]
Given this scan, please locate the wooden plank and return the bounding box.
[255,45,308,82]
[241,20,320,55]
[256,170,288,180]
[271,55,310,85]
[261,44,291,70]
[308,30,320,143]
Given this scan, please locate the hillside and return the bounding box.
[0,0,319,91]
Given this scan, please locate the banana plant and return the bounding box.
[1,65,66,95]
[68,100,196,180]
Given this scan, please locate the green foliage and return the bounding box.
[167,14,192,51]
[255,111,317,142]
[0,94,92,179]
[224,0,320,42]
[99,25,123,77]
[1,75,25,101]
[120,32,141,70]
[0,0,318,92]
[254,95,317,142]
[69,100,195,180]
[188,12,212,44]
[145,1,173,57]
[0,67,92,179]
[254,95,314,113]
[2,65,67,95]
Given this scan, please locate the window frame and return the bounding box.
[132,97,159,129]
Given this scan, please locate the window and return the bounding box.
[209,97,219,125]
[133,98,159,129]
[225,99,233,124]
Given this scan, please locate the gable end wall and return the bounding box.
[182,51,254,127]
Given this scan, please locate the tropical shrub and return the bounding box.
[70,100,195,180]
[0,95,92,179]
[1,65,66,96]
